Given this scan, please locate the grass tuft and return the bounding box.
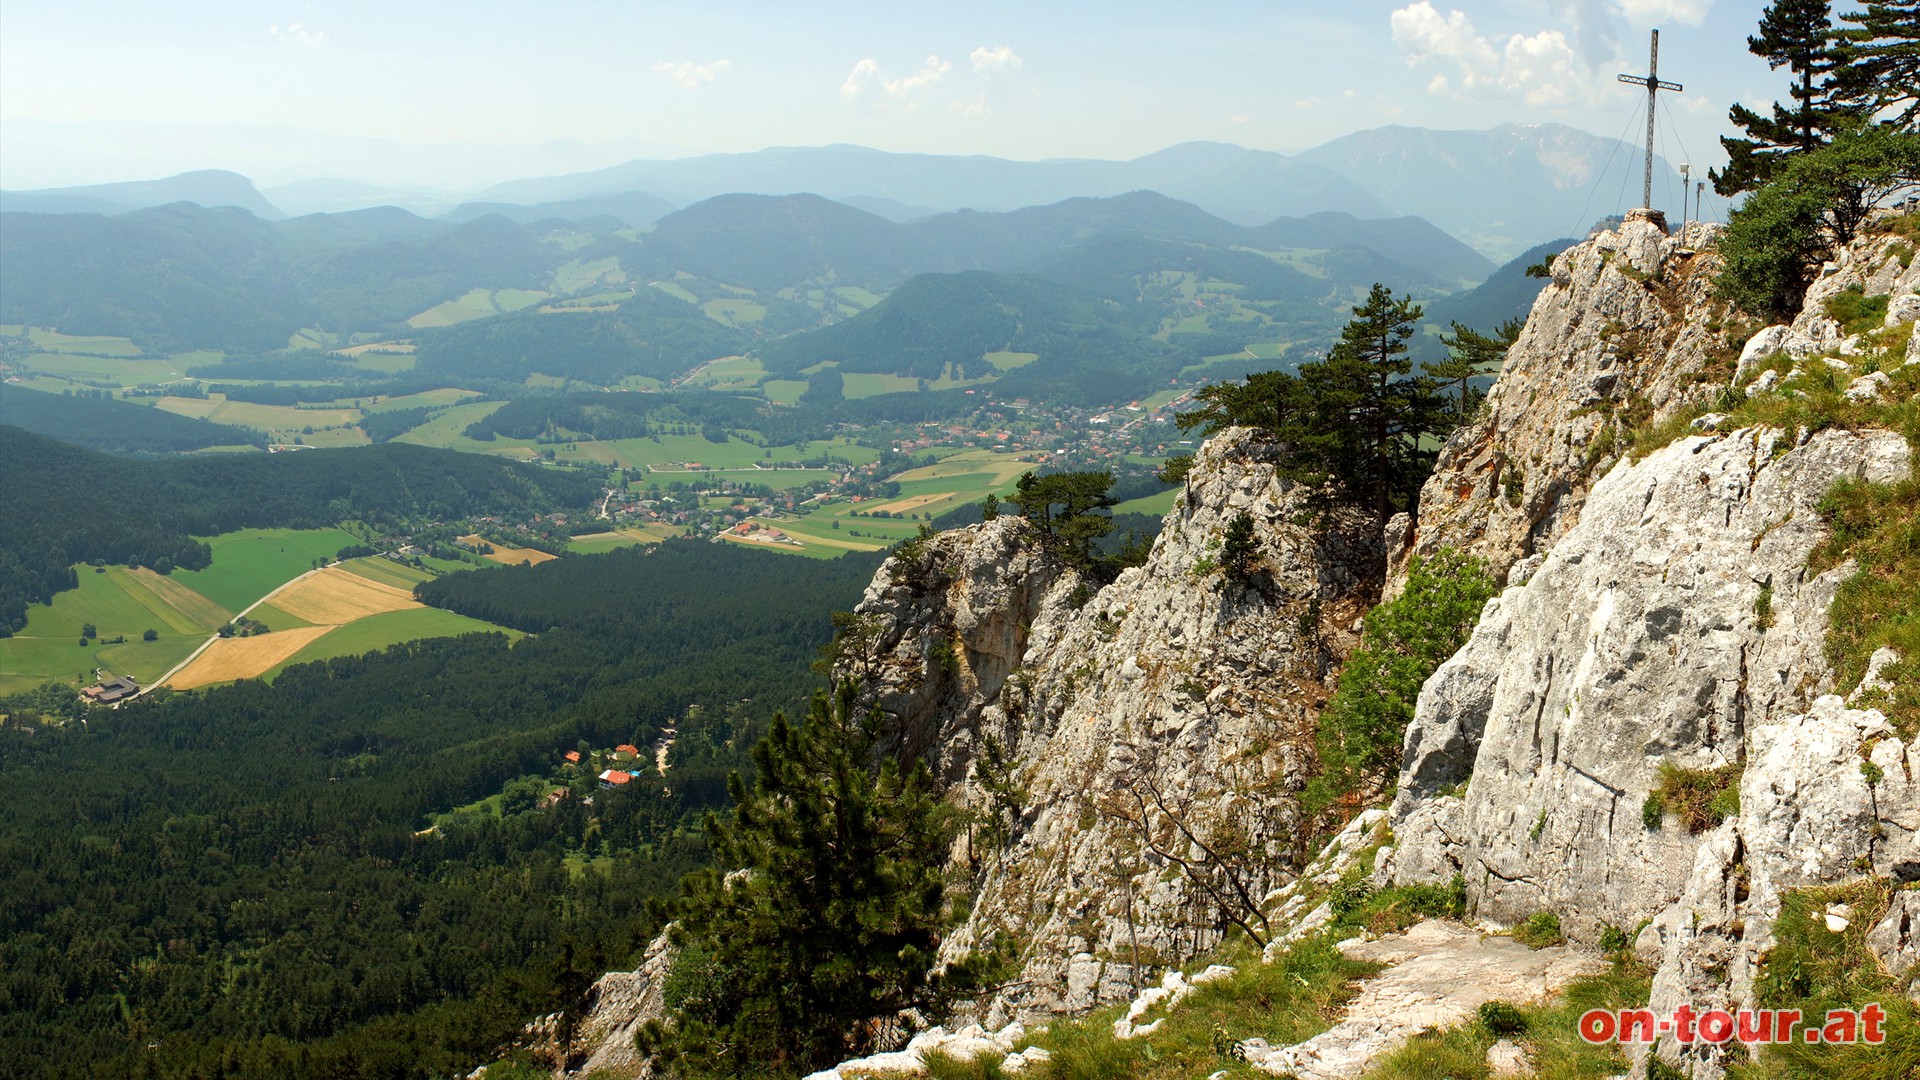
[1731,879,1920,1079]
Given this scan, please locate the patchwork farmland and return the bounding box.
[0,529,514,697]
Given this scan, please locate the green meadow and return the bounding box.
[262,607,521,679]
[170,528,362,612]
[0,565,231,694]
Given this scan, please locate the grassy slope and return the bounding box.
[169,528,361,612]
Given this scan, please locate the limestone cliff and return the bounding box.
[1391,211,1749,591]
[1382,211,1920,1077]
[841,430,1380,1020]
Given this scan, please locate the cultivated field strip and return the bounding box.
[167,626,336,690]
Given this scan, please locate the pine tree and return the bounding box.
[1714,0,1866,195]
[1430,319,1520,421]
[1007,470,1117,567]
[640,683,968,1077]
[1311,283,1444,534]
[1174,284,1452,535]
[1837,0,1920,124]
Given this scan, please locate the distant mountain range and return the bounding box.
[0,190,1493,357]
[630,191,1493,293]
[477,141,1397,226]
[1297,124,1685,260]
[0,125,1692,261]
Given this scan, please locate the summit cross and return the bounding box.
[1618,29,1683,212]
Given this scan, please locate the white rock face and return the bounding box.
[842,428,1380,1020]
[1394,214,1920,596]
[552,932,674,1078]
[805,1021,1033,1078]
[1391,216,1739,590]
[1642,692,1920,1075]
[1384,426,1911,941]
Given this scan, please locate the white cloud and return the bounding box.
[955,94,991,117]
[970,45,1023,76]
[1390,2,1497,92]
[268,23,326,48]
[1500,30,1583,105]
[1390,2,1624,107]
[842,55,953,108]
[652,59,732,90]
[1229,114,1250,125]
[1616,0,1713,26]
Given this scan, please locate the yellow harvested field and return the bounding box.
[865,492,949,516]
[266,567,421,624]
[459,534,558,565]
[169,626,335,689]
[124,566,231,627]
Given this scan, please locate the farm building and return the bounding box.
[82,675,139,704]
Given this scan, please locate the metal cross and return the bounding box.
[1618,29,1683,212]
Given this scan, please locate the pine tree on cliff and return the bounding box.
[1303,283,1447,535]
[1714,0,1865,195]
[1007,469,1117,567]
[1836,0,1920,124]
[1430,319,1520,421]
[1175,283,1452,534]
[639,683,972,1076]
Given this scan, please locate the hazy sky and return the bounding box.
[0,1,1792,189]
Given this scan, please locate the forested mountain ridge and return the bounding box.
[0,168,285,218]
[0,202,556,352]
[637,190,1492,292]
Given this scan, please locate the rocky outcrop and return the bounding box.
[1382,212,1920,1077]
[1382,426,1912,940]
[1392,212,1751,591]
[842,428,1380,1021]
[839,514,1074,789]
[1644,691,1920,1074]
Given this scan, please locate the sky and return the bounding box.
[0,1,1796,191]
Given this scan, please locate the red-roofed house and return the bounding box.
[564,750,582,764]
[598,769,632,789]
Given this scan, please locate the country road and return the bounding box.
[135,563,334,698]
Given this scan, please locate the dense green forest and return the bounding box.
[0,427,599,633]
[0,383,266,454]
[0,540,883,1079]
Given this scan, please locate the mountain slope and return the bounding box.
[442,191,678,228]
[636,190,1487,294]
[477,142,1396,223]
[0,204,565,352]
[756,271,1181,404]
[0,169,285,219]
